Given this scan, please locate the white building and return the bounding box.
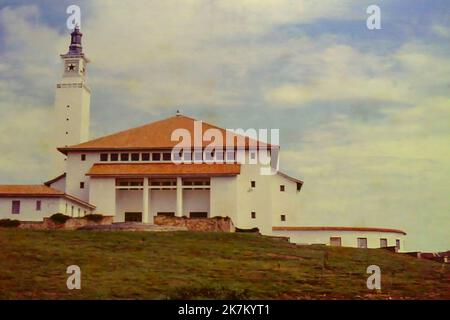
[0,28,406,251]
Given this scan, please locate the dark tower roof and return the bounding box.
[68,26,83,55]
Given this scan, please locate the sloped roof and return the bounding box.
[0,185,64,196]
[0,185,95,209]
[58,114,273,154]
[86,163,241,177]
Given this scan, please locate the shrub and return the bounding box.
[0,219,20,228]
[49,213,71,224]
[84,214,104,223]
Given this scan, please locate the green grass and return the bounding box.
[0,229,448,299]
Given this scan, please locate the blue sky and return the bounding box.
[0,0,449,251]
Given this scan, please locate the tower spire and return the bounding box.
[68,26,83,55]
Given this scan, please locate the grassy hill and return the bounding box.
[0,229,448,299]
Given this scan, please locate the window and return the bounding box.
[65,203,68,214]
[357,238,368,249]
[280,214,286,221]
[380,238,388,248]
[125,212,142,222]
[71,205,74,217]
[194,151,203,162]
[330,237,341,247]
[250,151,256,160]
[216,151,224,162]
[36,200,41,211]
[162,152,171,161]
[297,182,302,191]
[152,153,161,161]
[120,153,129,161]
[110,153,119,161]
[396,239,401,251]
[280,185,285,192]
[251,181,256,188]
[11,201,20,214]
[78,208,81,217]
[251,212,256,219]
[100,153,108,161]
[80,182,85,189]
[142,153,150,161]
[81,154,86,161]
[131,153,140,161]
[226,151,235,161]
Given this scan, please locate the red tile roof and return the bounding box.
[272,226,406,235]
[58,115,273,154]
[0,185,64,196]
[0,185,95,209]
[86,163,241,177]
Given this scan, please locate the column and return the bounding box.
[143,178,149,223]
[176,177,183,217]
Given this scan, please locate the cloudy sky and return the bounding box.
[0,0,449,251]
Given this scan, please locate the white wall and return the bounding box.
[210,176,237,220]
[234,160,302,235]
[115,189,142,222]
[66,151,98,201]
[0,197,60,222]
[0,197,93,221]
[150,190,176,217]
[89,177,116,216]
[272,229,407,252]
[48,175,66,193]
[270,173,302,227]
[183,189,210,216]
[236,163,272,234]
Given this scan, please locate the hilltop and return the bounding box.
[0,229,448,299]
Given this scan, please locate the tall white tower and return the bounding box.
[53,27,91,173]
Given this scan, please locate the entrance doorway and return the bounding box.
[125,212,142,222]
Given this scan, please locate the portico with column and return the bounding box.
[113,176,211,223]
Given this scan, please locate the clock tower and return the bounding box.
[53,26,91,173]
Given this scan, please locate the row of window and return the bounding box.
[64,203,87,217]
[250,211,286,221]
[330,237,401,249]
[84,151,241,163]
[10,200,87,217]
